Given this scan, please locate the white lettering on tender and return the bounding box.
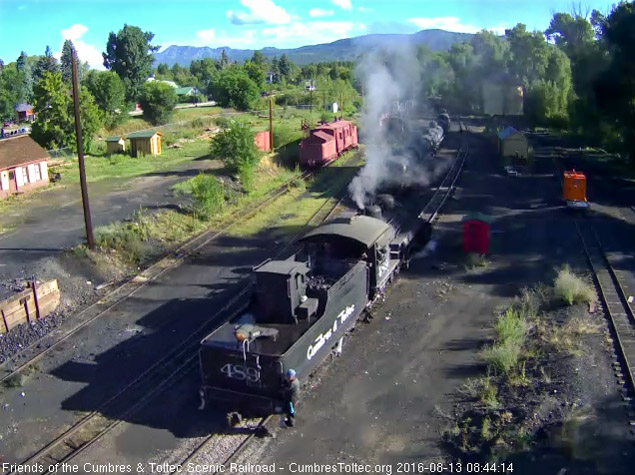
[306,305,355,360]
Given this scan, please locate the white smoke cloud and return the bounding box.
[348,42,449,209]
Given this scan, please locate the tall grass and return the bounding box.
[554,265,596,306]
[481,307,527,376]
[95,211,149,263]
[188,173,225,218]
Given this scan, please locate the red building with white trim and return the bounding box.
[0,136,50,199]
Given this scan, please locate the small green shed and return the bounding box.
[127,130,162,157]
[105,136,126,155]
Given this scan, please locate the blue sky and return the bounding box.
[0,0,615,69]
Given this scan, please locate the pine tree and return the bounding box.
[34,46,59,82]
[220,49,229,69]
[271,56,280,83]
[279,54,291,82]
[60,39,74,83]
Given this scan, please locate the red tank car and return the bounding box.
[299,119,358,167]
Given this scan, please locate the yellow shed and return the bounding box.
[127,130,162,157]
[105,136,126,154]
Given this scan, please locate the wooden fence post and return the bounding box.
[1,309,9,333]
[32,280,41,320]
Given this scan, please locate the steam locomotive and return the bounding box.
[198,210,430,422]
[197,110,451,423]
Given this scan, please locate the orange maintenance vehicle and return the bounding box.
[563,169,589,210]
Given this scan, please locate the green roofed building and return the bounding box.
[127,130,163,157]
[105,136,126,155]
[175,86,200,97]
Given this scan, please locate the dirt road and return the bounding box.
[0,157,220,288]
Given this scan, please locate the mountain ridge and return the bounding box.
[154,29,473,67]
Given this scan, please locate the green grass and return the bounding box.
[553,265,596,306]
[59,140,210,184]
[228,150,361,238]
[481,307,528,376]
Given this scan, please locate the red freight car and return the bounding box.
[299,119,358,167]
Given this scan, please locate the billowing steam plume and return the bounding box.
[348,43,447,209]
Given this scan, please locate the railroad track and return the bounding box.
[0,156,357,385]
[419,122,469,224]
[575,219,635,438]
[7,153,362,475]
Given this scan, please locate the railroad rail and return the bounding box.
[7,154,363,475]
[0,154,360,385]
[575,219,635,422]
[419,121,469,224]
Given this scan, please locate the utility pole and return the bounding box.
[269,95,274,151]
[310,79,313,114]
[71,47,95,250]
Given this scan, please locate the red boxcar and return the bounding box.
[299,119,358,167]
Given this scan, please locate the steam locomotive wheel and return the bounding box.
[226,411,242,427]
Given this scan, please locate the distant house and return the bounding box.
[146,77,178,89]
[175,86,200,97]
[105,136,126,155]
[497,127,528,159]
[0,135,50,199]
[14,103,35,122]
[127,130,162,157]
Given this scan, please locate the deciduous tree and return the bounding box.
[138,81,177,125]
[103,24,160,102]
[209,66,259,110]
[85,70,127,128]
[31,71,103,151]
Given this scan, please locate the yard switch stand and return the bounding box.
[71,47,95,250]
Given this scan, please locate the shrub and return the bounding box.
[273,124,302,150]
[189,173,225,216]
[481,341,522,375]
[554,265,596,306]
[138,81,177,125]
[210,121,259,189]
[482,308,527,375]
[95,216,149,263]
[494,308,527,346]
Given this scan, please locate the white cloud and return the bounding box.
[62,24,89,41]
[309,8,334,18]
[56,24,104,70]
[357,6,373,12]
[331,0,353,10]
[196,29,216,42]
[227,0,291,25]
[261,21,363,47]
[407,17,507,35]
